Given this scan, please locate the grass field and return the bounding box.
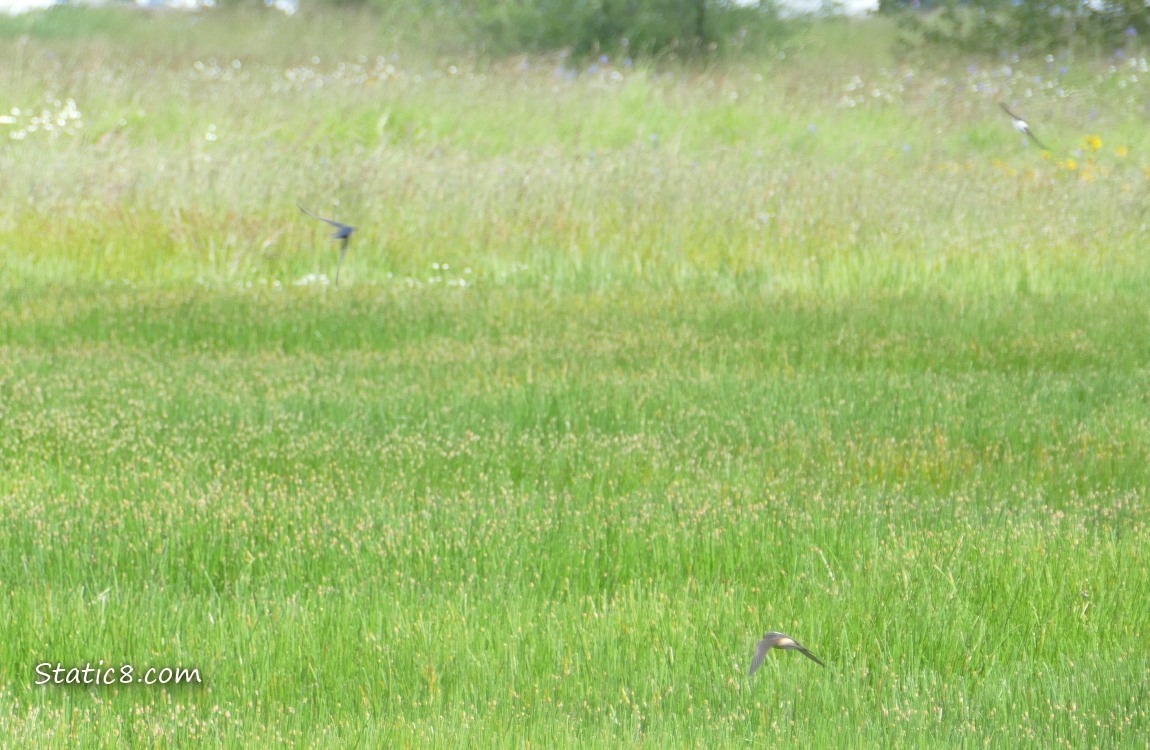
[2,6,1150,747]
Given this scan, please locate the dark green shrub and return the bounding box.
[468,0,792,59]
[884,0,1149,54]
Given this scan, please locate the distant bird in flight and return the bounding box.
[299,204,355,286]
[999,103,1049,150]
[749,631,825,675]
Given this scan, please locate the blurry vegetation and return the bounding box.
[1,0,797,60]
[467,0,791,59]
[883,0,1150,55]
[216,0,797,59]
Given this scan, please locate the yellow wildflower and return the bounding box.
[1085,135,1102,151]
[1062,158,1078,171]
[1116,146,1129,158]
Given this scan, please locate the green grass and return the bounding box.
[2,7,1150,748]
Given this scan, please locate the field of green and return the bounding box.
[2,6,1149,747]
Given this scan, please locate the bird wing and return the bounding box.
[298,204,327,222]
[749,639,771,676]
[1024,130,1049,150]
[299,204,351,232]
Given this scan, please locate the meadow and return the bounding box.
[1,6,1149,747]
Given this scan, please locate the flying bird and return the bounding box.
[299,204,355,286]
[999,103,1049,150]
[749,631,825,675]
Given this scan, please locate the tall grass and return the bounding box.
[1,7,1148,748]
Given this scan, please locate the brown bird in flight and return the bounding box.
[749,632,825,675]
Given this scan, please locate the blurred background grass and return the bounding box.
[1,6,1148,295]
[1,4,1149,748]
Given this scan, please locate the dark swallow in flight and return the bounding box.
[749,631,825,675]
[299,204,355,286]
[999,103,1049,150]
